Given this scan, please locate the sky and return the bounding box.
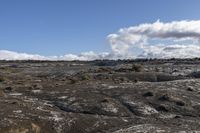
[1,0,200,60]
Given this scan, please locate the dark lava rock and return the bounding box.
[188,71,200,78]
[175,101,185,106]
[143,92,154,97]
[158,94,170,101]
[0,60,200,132]
[187,87,194,91]
[156,104,169,112]
[4,87,13,92]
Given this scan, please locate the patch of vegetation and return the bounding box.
[96,67,113,73]
[81,74,91,80]
[131,64,143,72]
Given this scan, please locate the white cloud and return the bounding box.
[139,44,200,58]
[107,20,200,58]
[0,50,111,61]
[0,50,48,60]
[1,20,200,60]
[59,51,110,61]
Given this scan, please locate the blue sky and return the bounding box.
[0,0,200,56]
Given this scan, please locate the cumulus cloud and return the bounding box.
[107,20,200,58]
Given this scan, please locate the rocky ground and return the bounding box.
[1,59,200,133]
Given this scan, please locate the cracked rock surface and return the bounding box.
[0,59,200,133]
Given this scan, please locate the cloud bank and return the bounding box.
[0,50,110,61]
[0,50,48,60]
[1,20,200,60]
[108,20,200,58]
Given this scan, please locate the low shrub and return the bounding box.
[131,64,143,72]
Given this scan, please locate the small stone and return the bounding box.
[187,87,194,92]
